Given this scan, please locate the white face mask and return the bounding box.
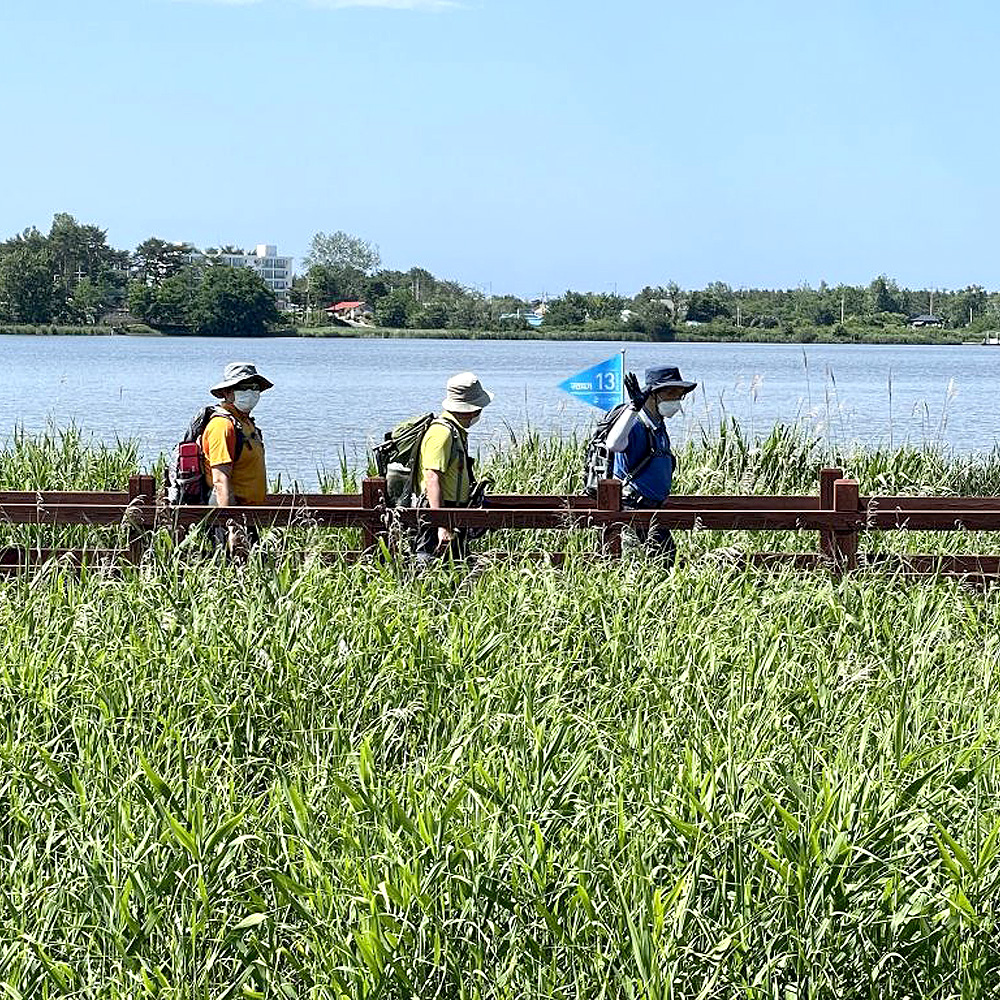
[232,389,261,413]
[658,400,682,419]
[467,411,481,427]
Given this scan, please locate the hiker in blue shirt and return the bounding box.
[604,365,697,565]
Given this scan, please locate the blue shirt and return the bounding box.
[611,415,673,505]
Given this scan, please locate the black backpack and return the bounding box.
[582,403,661,498]
[166,405,253,504]
[372,413,466,508]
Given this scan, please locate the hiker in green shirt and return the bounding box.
[415,371,494,561]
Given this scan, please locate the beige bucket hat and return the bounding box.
[441,371,494,413]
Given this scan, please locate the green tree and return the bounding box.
[544,291,588,327]
[132,238,192,286]
[414,301,449,329]
[866,275,901,316]
[448,297,489,330]
[69,277,114,325]
[126,281,156,322]
[0,239,58,323]
[303,264,348,309]
[686,282,733,323]
[190,267,280,337]
[634,284,686,325]
[375,289,415,329]
[148,267,200,328]
[630,297,675,340]
[944,285,987,327]
[305,231,381,274]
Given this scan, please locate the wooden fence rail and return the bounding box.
[2,466,1000,580]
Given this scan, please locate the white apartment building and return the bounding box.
[184,244,294,307]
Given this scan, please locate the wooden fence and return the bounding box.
[2,467,1000,580]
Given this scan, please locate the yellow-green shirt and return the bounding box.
[418,412,469,504]
[201,404,267,505]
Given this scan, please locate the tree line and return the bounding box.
[1,213,996,339]
[0,216,281,335]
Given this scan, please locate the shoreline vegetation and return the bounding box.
[0,320,981,345]
[2,424,1000,995]
[3,215,998,346]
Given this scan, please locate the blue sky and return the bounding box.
[1,0,998,297]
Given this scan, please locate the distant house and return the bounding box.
[326,300,375,327]
[910,313,944,329]
[499,309,543,328]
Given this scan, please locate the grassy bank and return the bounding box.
[1,321,980,345]
[2,427,1000,996]
[0,322,160,337]
[294,323,978,345]
[296,324,653,341]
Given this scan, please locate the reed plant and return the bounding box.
[0,427,999,997]
[6,419,1000,559]
[1,549,999,997]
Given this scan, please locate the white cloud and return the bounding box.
[169,0,459,8]
[308,0,460,7]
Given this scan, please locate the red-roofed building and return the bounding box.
[326,300,375,327]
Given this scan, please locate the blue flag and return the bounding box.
[558,353,624,410]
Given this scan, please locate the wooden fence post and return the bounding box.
[127,474,156,564]
[361,477,387,553]
[819,467,843,562]
[597,478,623,558]
[833,479,860,573]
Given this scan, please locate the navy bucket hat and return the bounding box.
[643,365,697,394]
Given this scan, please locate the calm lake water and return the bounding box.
[2,335,996,488]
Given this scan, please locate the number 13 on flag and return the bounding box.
[557,352,626,410]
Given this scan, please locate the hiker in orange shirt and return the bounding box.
[201,362,273,555]
[201,361,272,507]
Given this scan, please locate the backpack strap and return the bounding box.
[412,416,469,502]
[207,406,249,464]
[431,416,470,499]
[620,417,669,501]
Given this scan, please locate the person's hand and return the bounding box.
[436,525,454,550]
[226,524,249,562]
[624,372,648,410]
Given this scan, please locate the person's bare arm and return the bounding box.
[211,463,234,507]
[424,468,453,546]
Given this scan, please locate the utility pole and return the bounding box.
[930,290,935,316]
[841,292,845,324]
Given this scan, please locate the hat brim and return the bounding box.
[441,389,494,413]
[210,374,274,398]
[645,379,697,394]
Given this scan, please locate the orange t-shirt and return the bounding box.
[200,405,267,505]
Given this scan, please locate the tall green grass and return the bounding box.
[2,428,1000,995]
[5,420,1000,558]
[1,553,998,997]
